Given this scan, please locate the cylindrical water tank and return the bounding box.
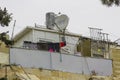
[46,12,55,29]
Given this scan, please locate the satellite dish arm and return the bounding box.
[54,22,66,42]
[63,29,66,42]
[54,22,62,32]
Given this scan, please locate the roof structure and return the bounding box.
[13,26,81,42]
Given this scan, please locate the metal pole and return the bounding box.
[106,33,110,58]
[54,22,63,62]
[5,66,7,80]
[11,20,16,40]
[50,52,53,69]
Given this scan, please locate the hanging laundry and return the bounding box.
[49,48,54,52]
[54,43,60,52]
[48,43,55,52]
[48,43,60,52]
[60,41,66,47]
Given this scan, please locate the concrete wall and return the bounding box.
[10,48,112,76]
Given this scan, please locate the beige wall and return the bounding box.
[111,47,120,59]
[0,66,112,80]
[0,40,9,64]
[0,40,9,53]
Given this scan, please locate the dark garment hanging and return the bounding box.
[48,43,60,52]
[48,43,55,52]
[54,43,60,52]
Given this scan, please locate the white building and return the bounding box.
[10,26,112,76]
[13,26,81,54]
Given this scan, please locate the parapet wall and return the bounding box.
[10,48,112,76]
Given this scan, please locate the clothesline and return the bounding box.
[23,41,66,52]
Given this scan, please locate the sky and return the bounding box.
[0,0,120,41]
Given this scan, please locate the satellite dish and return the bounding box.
[55,14,69,31]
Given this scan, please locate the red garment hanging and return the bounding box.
[60,42,66,47]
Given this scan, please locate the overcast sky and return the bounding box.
[0,0,120,41]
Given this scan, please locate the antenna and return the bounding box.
[11,20,16,40]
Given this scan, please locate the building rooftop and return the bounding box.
[13,26,81,42]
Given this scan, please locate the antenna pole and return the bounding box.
[54,23,62,32]
[11,20,16,40]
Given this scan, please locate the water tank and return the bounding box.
[46,12,55,29]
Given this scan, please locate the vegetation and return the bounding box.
[0,7,12,27]
[0,7,13,46]
[101,0,120,6]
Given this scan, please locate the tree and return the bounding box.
[0,7,12,27]
[0,7,13,46]
[101,0,120,6]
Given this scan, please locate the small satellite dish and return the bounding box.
[55,14,69,31]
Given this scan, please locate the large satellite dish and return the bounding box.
[55,14,69,31]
